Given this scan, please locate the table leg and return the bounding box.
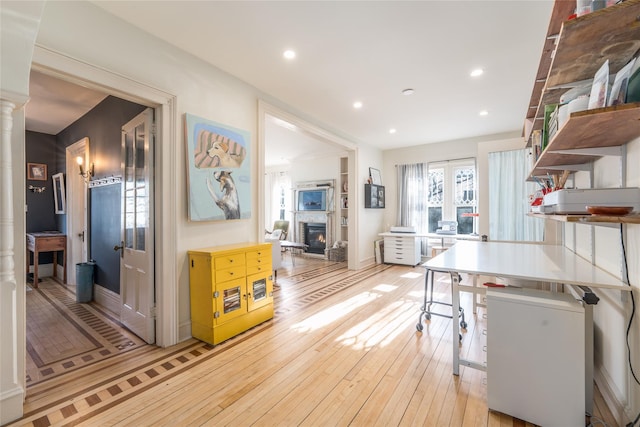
[585,303,594,415]
[33,250,39,289]
[472,275,478,314]
[53,250,58,281]
[451,271,460,376]
[63,248,67,284]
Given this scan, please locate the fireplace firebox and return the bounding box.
[304,223,326,255]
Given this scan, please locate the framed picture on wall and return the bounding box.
[184,113,251,221]
[27,163,47,181]
[369,167,382,185]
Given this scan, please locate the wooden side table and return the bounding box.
[26,232,67,288]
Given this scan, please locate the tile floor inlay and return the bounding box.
[26,279,146,386]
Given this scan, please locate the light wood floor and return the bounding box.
[11,256,617,426]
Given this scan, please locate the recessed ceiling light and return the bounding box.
[402,88,415,95]
[389,128,397,134]
[479,110,489,116]
[353,101,363,109]
[283,50,296,59]
[470,68,484,77]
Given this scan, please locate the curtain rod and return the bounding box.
[394,156,476,167]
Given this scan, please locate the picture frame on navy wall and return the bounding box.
[27,163,47,181]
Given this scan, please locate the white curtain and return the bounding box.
[488,149,544,241]
[264,171,291,232]
[396,163,429,254]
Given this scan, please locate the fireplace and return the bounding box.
[304,223,327,254]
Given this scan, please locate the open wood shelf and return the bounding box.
[524,0,640,144]
[528,212,640,225]
[528,102,640,178]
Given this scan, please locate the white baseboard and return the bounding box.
[179,321,192,343]
[28,263,53,278]
[361,256,376,268]
[595,366,631,426]
[93,285,120,316]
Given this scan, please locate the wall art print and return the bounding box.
[184,113,251,221]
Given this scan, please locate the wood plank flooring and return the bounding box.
[10,256,618,426]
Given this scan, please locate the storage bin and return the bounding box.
[326,247,346,262]
[75,262,95,303]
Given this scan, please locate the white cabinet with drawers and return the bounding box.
[380,232,421,266]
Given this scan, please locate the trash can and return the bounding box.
[75,261,95,303]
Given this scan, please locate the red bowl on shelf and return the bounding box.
[586,206,633,216]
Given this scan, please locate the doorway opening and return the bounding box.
[259,100,359,269]
[23,64,164,390]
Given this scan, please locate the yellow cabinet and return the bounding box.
[188,242,274,345]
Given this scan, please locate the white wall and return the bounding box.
[568,136,640,423]
[356,144,384,266]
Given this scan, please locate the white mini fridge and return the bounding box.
[487,287,585,427]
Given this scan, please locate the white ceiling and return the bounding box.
[26,1,555,166]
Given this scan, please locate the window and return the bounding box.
[427,159,477,235]
[265,171,291,229]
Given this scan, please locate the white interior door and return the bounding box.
[66,138,89,285]
[119,108,155,344]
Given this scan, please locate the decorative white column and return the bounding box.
[0,99,22,424]
[1,1,45,422]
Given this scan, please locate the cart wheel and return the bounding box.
[425,313,431,321]
[416,322,423,332]
[460,320,467,329]
[459,333,463,342]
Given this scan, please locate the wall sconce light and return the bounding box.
[76,156,94,183]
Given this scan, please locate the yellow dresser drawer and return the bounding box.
[246,253,271,267]
[247,263,272,276]
[214,253,245,270]
[215,265,246,283]
[246,247,270,262]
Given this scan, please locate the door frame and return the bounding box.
[257,100,360,269]
[65,138,89,285]
[31,46,179,347]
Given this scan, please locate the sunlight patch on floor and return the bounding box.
[400,271,423,279]
[336,298,418,350]
[407,290,424,299]
[372,284,397,293]
[291,291,380,333]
